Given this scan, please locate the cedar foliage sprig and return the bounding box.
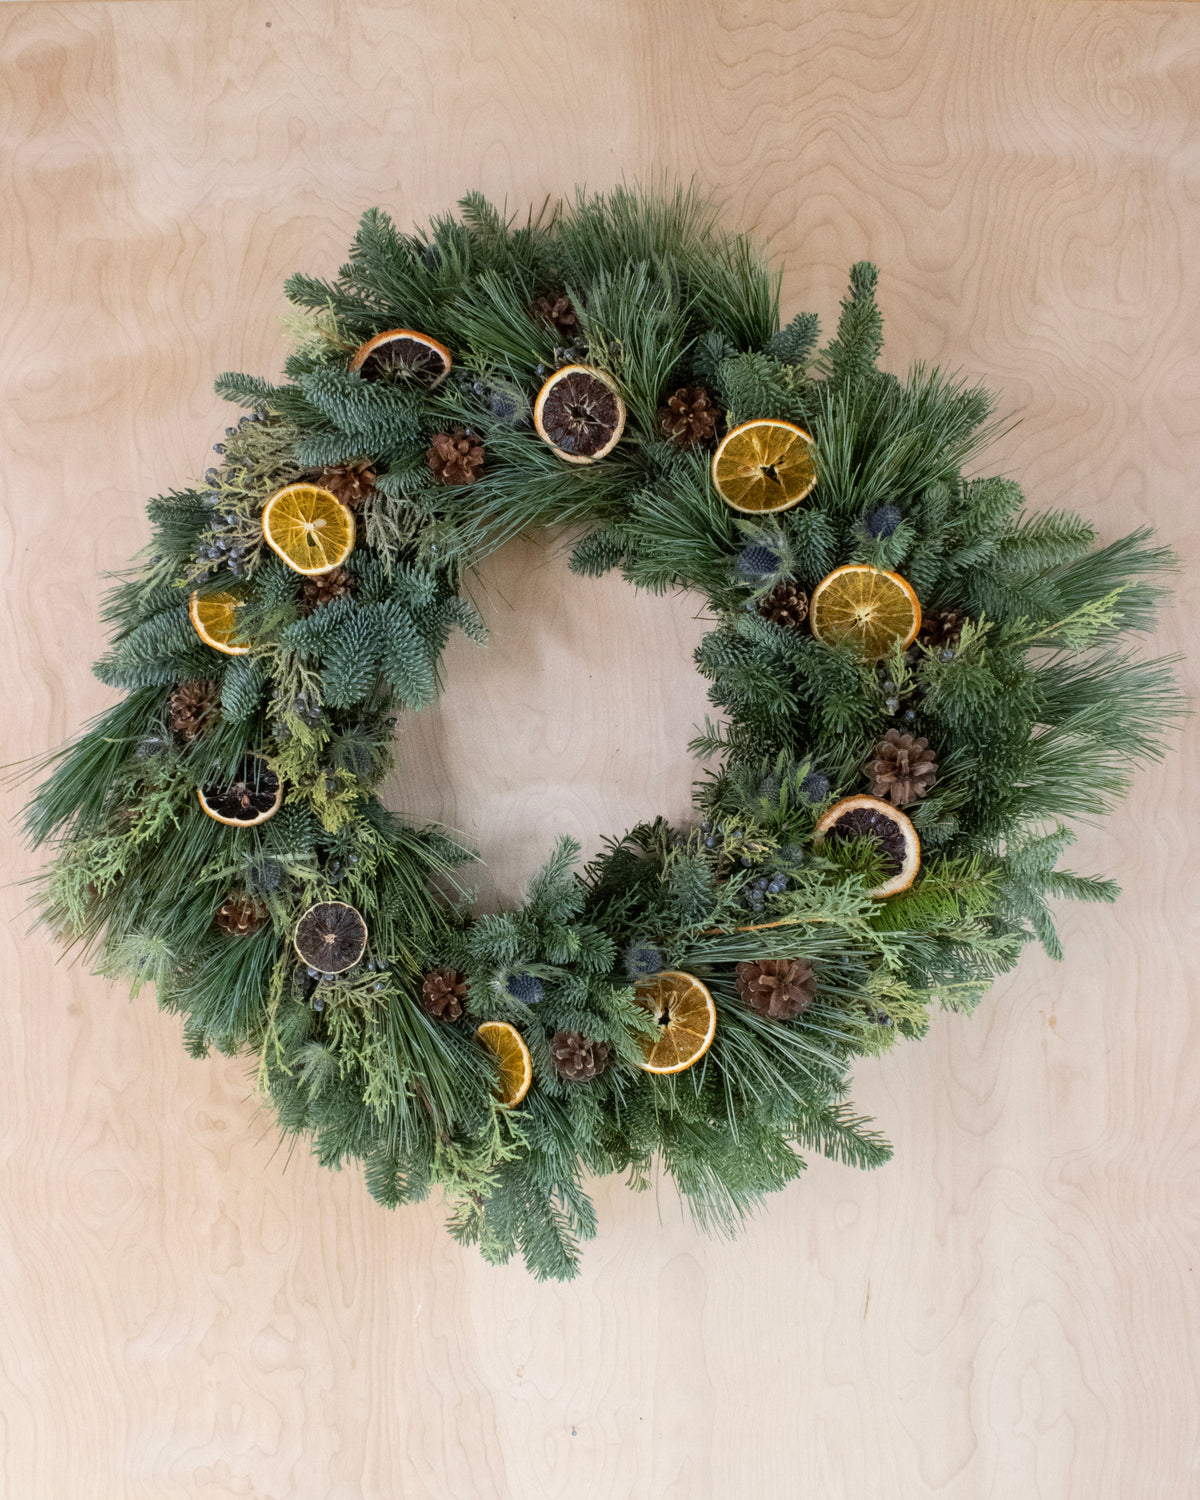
[19,187,1182,1280]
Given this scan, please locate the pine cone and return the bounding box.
[735,958,815,1020]
[299,565,354,614]
[658,386,720,447]
[756,580,809,629]
[421,966,468,1021]
[867,728,938,805]
[428,427,485,485]
[318,459,376,509]
[168,680,220,740]
[216,893,269,936]
[919,608,965,652]
[529,291,580,339]
[551,1030,610,1082]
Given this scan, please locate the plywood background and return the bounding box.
[1,2,1197,1495]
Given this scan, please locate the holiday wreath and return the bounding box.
[24,188,1180,1280]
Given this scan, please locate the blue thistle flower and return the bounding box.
[248,855,282,892]
[489,389,525,425]
[736,543,783,579]
[865,505,903,539]
[800,770,830,803]
[624,941,664,980]
[506,971,544,1005]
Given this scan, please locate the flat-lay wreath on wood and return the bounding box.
[22,187,1181,1280]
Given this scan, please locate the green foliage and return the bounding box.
[22,185,1181,1282]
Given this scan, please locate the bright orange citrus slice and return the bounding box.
[189,589,250,655]
[711,418,817,514]
[349,327,452,385]
[813,794,920,898]
[476,1021,533,1106]
[632,970,718,1074]
[261,484,355,576]
[809,564,921,660]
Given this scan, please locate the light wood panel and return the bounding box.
[2,2,1198,1496]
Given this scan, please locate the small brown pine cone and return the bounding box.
[529,292,581,339]
[168,680,220,740]
[318,459,376,509]
[867,728,938,805]
[216,893,269,936]
[428,427,485,485]
[551,1030,610,1082]
[756,580,809,629]
[919,608,965,652]
[735,958,815,1020]
[299,565,354,614]
[657,386,720,447]
[421,967,468,1021]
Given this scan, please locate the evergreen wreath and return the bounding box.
[22,187,1181,1281]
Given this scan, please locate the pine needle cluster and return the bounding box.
[20,187,1181,1279]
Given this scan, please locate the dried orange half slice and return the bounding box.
[711,418,817,514]
[809,564,921,661]
[189,589,250,655]
[197,755,282,828]
[476,1021,533,1107]
[633,970,718,1075]
[533,364,626,464]
[813,794,920,898]
[261,484,355,576]
[349,327,452,385]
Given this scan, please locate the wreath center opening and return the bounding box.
[384,533,713,911]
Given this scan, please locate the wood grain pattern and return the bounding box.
[2,1,1198,1495]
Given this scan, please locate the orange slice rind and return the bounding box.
[189,589,250,655]
[711,418,817,514]
[813,794,920,898]
[261,484,356,576]
[293,901,368,975]
[632,970,718,1074]
[533,364,626,464]
[197,755,282,828]
[349,327,452,385]
[476,1021,533,1107]
[808,564,921,661]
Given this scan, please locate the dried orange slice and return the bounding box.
[476,1021,533,1106]
[813,794,920,898]
[632,970,718,1075]
[197,755,282,828]
[261,484,355,576]
[189,589,250,655]
[533,364,626,464]
[809,564,921,661]
[293,901,368,975]
[711,418,817,514]
[349,327,452,385]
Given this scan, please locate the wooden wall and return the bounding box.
[2,2,1197,1495]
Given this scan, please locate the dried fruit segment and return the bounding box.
[262,484,355,576]
[349,327,452,385]
[813,794,920,898]
[197,756,281,827]
[293,901,368,975]
[189,590,250,655]
[809,564,921,661]
[711,419,817,514]
[633,971,717,1074]
[534,364,626,463]
[476,1021,533,1106]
